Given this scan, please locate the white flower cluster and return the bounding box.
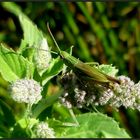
[34,122,55,138]
[34,38,52,70]
[9,79,42,105]
[59,72,140,111]
[74,88,87,108]
[109,76,135,108]
[89,76,140,111]
[59,92,72,109]
[133,82,140,111]
[98,89,114,106]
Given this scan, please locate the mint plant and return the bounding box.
[0,3,134,138]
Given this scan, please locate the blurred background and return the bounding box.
[0,2,140,138]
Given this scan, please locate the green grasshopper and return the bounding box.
[47,23,120,87]
[47,24,121,127]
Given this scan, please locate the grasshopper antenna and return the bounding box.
[47,23,61,53]
[18,45,58,55]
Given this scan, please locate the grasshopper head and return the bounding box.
[60,51,69,59]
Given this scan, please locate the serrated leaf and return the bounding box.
[19,14,44,48]
[96,64,119,77]
[0,44,32,82]
[19,11,53,75]
[1,2,64,82]
[2,2,45,49]
[2,2,52,72]
[2,2,43,47]
[58,112,130,138]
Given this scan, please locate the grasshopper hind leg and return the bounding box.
[85,62,99,67]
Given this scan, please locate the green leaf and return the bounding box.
[42,57,64,86]
[19,14,44,48]
[58,112,130,138]
[18,11,53,75]
[2,2,43,47]
[0,99,16,127]
[0,44,32,82]
[96,64,119,77]
[11,123,29,138]
[2,2,45,49]
[32,89,63,118]
[0,125,10,138]
[2,2,23,17]
[17,118,38,129]
[2,3,63,81]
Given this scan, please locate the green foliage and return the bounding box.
[19,14,44,48]
[0,44,32,82]
[57,113,130,138]
[96,64,119,77]
[0,99,15,137]
[0,99,15,126]
[0,1,139,138]
[42,57,64,86]
[32,90,63,118]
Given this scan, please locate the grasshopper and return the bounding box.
[47,24,121,127]
[47,23,120,87]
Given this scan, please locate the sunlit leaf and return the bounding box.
[58,113,130,138]
[42,57,64,86]
[0,44,32,82]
